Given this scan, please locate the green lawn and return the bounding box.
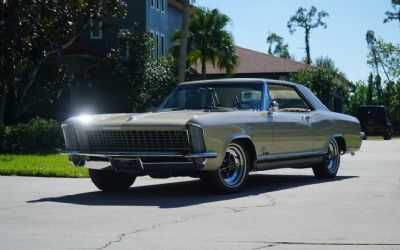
[0,154,88,178]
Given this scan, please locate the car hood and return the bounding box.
[66,111,224,129]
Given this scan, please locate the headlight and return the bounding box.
[76,114,92,124]
[61,123,79,150]
[187,123,205,153]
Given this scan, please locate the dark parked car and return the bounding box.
[356,105,392,140]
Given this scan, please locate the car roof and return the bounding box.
[179,78,330,111]
[179,78,301,87]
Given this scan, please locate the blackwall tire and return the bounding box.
[89,169,136,191]
[384,132,392,140]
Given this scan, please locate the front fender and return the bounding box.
[201,125,253,171]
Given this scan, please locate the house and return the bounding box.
[66,0,184,58]
[196,46,351,113]
[28,0,185,120]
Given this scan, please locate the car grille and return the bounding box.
[86,130,190,153]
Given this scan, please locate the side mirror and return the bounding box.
[268,100,279,114]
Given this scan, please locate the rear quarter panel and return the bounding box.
[313,111,362,153]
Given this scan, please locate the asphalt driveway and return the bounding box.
[0,140,399,249]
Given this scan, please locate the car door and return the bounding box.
[267,84,314,155]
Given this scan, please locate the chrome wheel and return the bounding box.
[312,138,341,179]
[218,143,248,188]
[326,140,340,173]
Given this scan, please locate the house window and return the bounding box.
[160,0,165,12]
[161,34,165,56]
[156,32,160,58]
[150,0,155,8]
[119,29,130,60]
[90,21,103,39]
[156,0,160,10]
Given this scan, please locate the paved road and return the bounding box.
[1,140,400,250]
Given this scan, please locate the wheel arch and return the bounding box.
[332,134,347,154]
[229,136,257,171]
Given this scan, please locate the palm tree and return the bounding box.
[172,7,238,79]
[178,0,191,83]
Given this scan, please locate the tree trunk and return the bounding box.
[305,28,311,65]
[0,90,6,127]
[178,0,191,83]
[201,56,207,79]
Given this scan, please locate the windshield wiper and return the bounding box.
[159,107,188,112]
[201,106,237,111]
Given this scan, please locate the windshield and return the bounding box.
[159,83,263,111]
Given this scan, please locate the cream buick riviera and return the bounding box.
[61,78,363,193]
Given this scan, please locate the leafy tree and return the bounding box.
[366,31,400,84]
[384,0,400,24]
[314,56,337,72]
[374,74,384,104]
[283,68,349,110]
[266,32,291,59]
[171,7,238,79]
[0,0,127,126]
[287,6,329,65]
[348,81,368,115]
[367,73,374,105]
[109,33,178,112]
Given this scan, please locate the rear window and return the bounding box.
[357,107,386,121]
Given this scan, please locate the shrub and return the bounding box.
[1,118,63,153]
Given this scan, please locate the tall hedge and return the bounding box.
[0,118,63,153]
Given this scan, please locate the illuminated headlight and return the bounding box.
[187,123,205,153]
[61,124,79,150]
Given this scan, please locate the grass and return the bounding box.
[0,154,88,178]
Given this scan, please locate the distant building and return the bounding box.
[66,0,184,58]
[196,46,311,79]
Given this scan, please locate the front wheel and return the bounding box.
[203,142,250,194]
[89,169,136,191]
[383,131,392,140]
[312,139,340,179]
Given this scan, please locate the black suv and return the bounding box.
[356,105,392,140]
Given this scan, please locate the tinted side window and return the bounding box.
[269,85,311,112]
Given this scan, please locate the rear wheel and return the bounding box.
[89,169,136,191]
[203,142,250,194]
[312,139,340,179]
[383,131,392,140]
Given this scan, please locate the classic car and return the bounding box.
[61,78,363,193]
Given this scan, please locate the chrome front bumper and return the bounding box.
[60,150,218,172]
[61,150,217,159]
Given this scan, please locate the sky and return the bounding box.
[195,0,400,83]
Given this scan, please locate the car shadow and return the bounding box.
[27,174,358,208]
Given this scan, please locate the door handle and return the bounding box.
[302,115,311,121]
